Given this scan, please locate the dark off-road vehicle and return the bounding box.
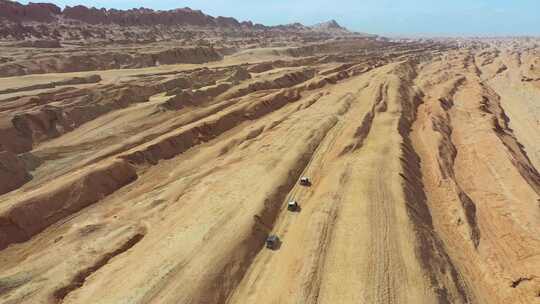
[266,235,281,250]
[299,177,311,186]
[287,200,299,212]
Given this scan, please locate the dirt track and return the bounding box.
[0,39,539,304]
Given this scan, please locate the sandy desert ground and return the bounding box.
[1,2,540,304]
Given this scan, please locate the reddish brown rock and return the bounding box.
[0,150,31,195]
[0,0,60,23]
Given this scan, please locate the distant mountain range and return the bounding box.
[0,0,352,33]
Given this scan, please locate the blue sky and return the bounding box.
[21,0,540,36]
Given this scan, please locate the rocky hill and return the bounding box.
[312,20,349,33]
[0,0,60,23]
[0,0,361,41]
[0,0,250,27]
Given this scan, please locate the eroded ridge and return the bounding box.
[0,23,539,304]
